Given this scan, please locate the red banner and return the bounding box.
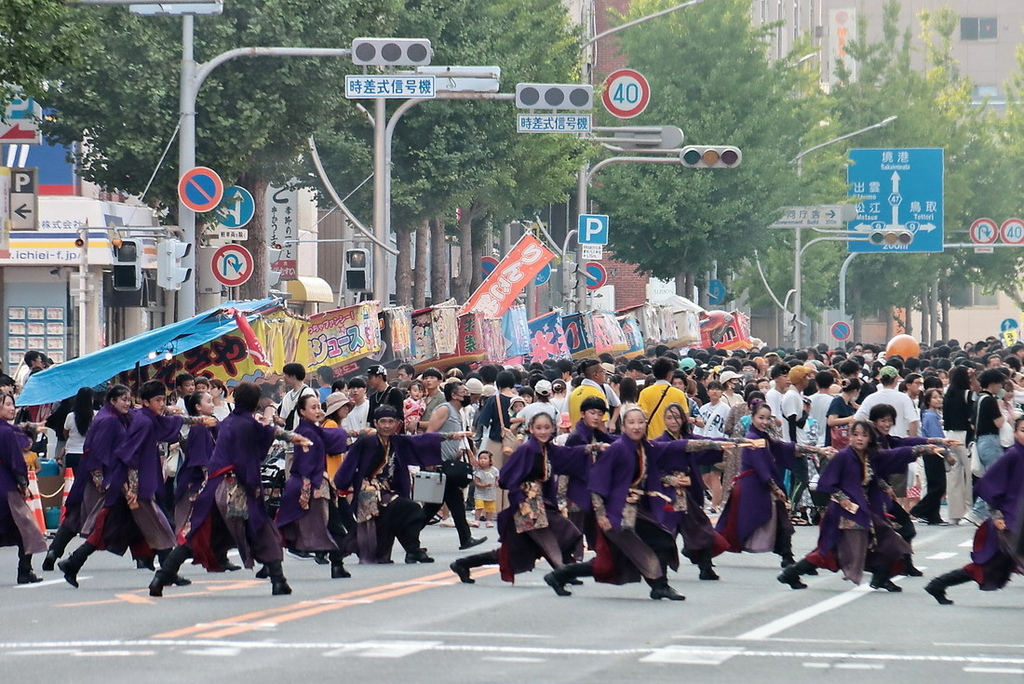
[228,309,270,366]
[460,234,555,318]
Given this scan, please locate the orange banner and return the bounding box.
[460,234,555,318]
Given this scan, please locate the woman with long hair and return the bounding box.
[449,412,604,586]
[63,387,95,471]
[715,401,834,568]
[779,420,946,592]
[910,388,953,525]
[942,365,975,523]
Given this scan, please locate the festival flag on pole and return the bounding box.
[460,234,555,318]
[228,309,270,366]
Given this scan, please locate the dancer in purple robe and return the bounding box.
[654,402,732,580]
[334,405,470,565]
[715,401,834,568]
[543,407,736,600]
[449,412,603,585]
[60,381,214,588]
[562,396,615,560]
[278,393,364,579]
[925,416,1024,604]
[149,382,309,597]
[779,420,946,591]
[0,393,47,583]
[43,385,131,571]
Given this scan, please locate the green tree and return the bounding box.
[0,0,75,100]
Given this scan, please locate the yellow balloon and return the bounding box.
[886,334,921,360]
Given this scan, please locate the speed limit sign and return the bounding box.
[1000,218,1024,245]
[602,69,651,119]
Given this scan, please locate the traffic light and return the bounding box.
[112,239,142,291]
[345,248,371,292]
[679,146,742,169]
[515,83,593,110]
[351,38,432,66]
[156,239,192,291]
[868,228,913,247]
[267,246,282,288]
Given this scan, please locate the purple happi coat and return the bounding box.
[175,423,217,503]
[0,420,45,553]
[715,428,796,551]
[563,420,615,512]
[276,419,349,529]
[965,442,1024,588]
[104,407,183,505]
[333,432,443,496]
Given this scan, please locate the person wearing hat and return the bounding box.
[854,365,919,438]
[334,405,472,565]
[323,392,355,479]
[515,379,559,427]
[367,365,404,425]
[719,370,745,410]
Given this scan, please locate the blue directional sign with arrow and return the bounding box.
[847,148,943,253]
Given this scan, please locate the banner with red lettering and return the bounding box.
[460,234,555,318]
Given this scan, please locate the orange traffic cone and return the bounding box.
[27,470,46,534]
[60,467,74,524]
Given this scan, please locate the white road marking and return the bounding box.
[936,643,1024,650]
[802,662,830,668]
[13,578,75,589]
[482,656,546,663]
[673,635,874,645]
[959,539,974,548]
[835,663,885,669]
[964,667,1024,675]
[386,630,553,640]
[642,645,743,665]
[72,651,155,657]
[323,640,442,658]
[735,584,873,640]
[927,552,958,560]
[182,647,242,656]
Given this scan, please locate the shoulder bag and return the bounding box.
[495,395,521,456]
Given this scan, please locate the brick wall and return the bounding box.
[600,252,651,311]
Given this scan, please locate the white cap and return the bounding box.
[534,379,552,396]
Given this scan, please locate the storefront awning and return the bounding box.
[18,298,280,406]
[285,276,335,304]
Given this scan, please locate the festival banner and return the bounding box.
[384,307,413,362]
[410,307,437,365]
[501,305,531,359]
[460,234,555,318]
[528,311,570,362]
[307,301,383,371]
[699,310,752,351]
[591,310,628,356]
[561,312,595,359]
[618,314,645,358]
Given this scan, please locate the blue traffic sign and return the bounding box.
[534,263,551,286]
[178,166,224,213]
[1000,318,1019,333]
[708,279,727,306]
[578,214,609,245]
[215,186,255,229]
[831,320,852,342]
[847,148,944,253]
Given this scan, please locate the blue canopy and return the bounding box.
[19,298,280,406]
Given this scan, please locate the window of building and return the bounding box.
[971,85,1005,108]
[950,284,998,308]
[961,17,997,41]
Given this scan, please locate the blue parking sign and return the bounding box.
[578,214,609,245]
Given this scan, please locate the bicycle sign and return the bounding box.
[602,69,650,119]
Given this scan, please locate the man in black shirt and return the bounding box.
[367,365,404,422]
[966,369,1006,525]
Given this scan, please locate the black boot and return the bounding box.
[149,546,192,597]
[924,568,973,605]
[543,562,594,597]
[17,551,42,585]
[58,542,96,588]
[157,548,192,586]
[43,526,77,571]
[449,550,498,584]
[648,576,685,601]
[267,561,292,595]
[696,549,719,581]
[405,549,435,564]
[903,554,923,577]
[777,558,815,590]
[869,571,902,592]
[779,553,795,568]
[255,565,270,579]
[329,551,350,579]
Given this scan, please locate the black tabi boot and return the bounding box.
[58,542,96,588]
[648,576,686,601]
[450,550,498,584]
[17,550,42,585]
[43,526,77,571]
[255,564,270,579]
[149,546,191,597]
[869,570,902,592]
[777,558,816,590]
[157,548,192,586]
[543,562,594,597]
[902,553,923,577]
[268,561,292,595]
[405,549,435,564]
[924,568,973,605]
[696,549,719,581]
[329,551,351,579]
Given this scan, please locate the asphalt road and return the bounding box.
[1,521,1021,684]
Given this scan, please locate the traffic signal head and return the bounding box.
[156,239,192,291]
[112,239,142,291]
[351,38,432,66]
[515,83,593,110]
[868,228,913,247]
[345,248,371,292]
[679,145,742,169]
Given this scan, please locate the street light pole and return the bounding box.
[789,114,896,347]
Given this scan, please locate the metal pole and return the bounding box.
[561,229,577,310]
[575,164,588,312]
[838,251,858,321]
[177,14,197,320]
[372,97,388,304]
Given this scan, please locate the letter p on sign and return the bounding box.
[578,214,609,245]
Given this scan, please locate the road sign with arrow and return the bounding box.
[9,168,37,231]
[211,244,253,287]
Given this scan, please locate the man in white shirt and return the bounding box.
[780,366,813,445]
[807,370,837,447]
[855,365,920,437]
[516,379,559,425]
[343,377,370,431]
[276,362,318,430]
[765,363,790,429]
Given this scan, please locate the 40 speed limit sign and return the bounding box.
[602,69,651,119]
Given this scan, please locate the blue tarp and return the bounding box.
[19,298,279,406]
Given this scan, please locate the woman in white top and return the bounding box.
[62,387,95,471]
[209,378,233,421]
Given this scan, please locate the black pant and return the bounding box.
[910,453,946,523]
[420,476,473,546]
